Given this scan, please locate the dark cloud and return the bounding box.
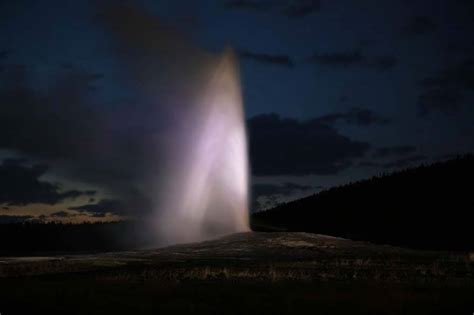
[253,182,315,197]
[418,88,465,115]
[309,51,398,71]
[69,199,132,216]
[99,2,213,88]
[251,182,318,211]
[315,107,390,126]
[309,51,366,67]
[338,95,348,103]
[0,158,96,206]
[418,59,474,115]
[224,0,320,17]
[401,15,438,36]
[0,50,8,59]
[90,212,107,218]
[50,211,75,218]
[239,50,294,67]
[0,64,103,160]
[0,61,152,217]
[444,41,474,55]
[373,145,417,158]
[383,155,427,169]
[0,215,33,224]
[282,0,320,17]
[224,0,275,11]
[241,49,396,70]
[420,59,474,90]
[358,39,380,48]
[358,154,427,169]
[368,56,398,72]
[248,113,370,175]
[0,50,8,72]
[357,161,380,168]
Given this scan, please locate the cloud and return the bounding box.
[0,50,10,73]
[240,49,396,70]
[281,0,320,17]
[224,0,275,11]
[315,107,390,126]
[0,64,104,160]
[417,59,474,115]
[368,56,398,72]
[0,50,8,59]
[253,182,314,197]
[357,161,380,168]
[0,215,34,224]
[239,50,294,67]
[444,41,474,55]
[383,155,427,169]
[358,39,380,48]
[309,51,366,67]
[50,211,75,218]
[251,182,318,211]
[0,58,153,217]
[358,154,427,169]
[248,113,370,175]
[224,0,320,17]
[401,16,438,37]
[373,145,417,158]
[308,51,398,71]
[69,199,133,216]
[0,158,96,206]
[420,59,474,90]
[418,88,465,115]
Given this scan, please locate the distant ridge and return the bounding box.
[251,155,474,250]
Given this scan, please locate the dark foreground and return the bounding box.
[1,232,473,314]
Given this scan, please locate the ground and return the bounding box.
[1,232,473,314]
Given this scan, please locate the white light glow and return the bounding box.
[154,49,250,245]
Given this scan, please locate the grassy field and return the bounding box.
[1,232,473,314]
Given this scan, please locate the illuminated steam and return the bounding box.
[153,49,250,244]
[97,4,250,245]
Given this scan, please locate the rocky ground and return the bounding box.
[1,232,473,314]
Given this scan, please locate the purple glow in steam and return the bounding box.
[153,49,250,245]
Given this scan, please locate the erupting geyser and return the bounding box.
[154,49,250,245]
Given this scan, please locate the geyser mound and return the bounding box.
[154,49,250,245]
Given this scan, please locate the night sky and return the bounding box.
[0,0,473,223]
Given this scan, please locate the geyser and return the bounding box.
[154,49,250,245]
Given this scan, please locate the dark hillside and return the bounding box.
[251,155,474,250]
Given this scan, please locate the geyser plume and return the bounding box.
[99,4,249,245]
[155,49,250,244]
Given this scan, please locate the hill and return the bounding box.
[251,155,474,250]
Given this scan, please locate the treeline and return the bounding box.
[0,221,149,256]
[251,155,474,250]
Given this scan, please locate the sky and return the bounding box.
[0,0,473,223]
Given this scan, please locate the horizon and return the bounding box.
[2,152,471,225]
